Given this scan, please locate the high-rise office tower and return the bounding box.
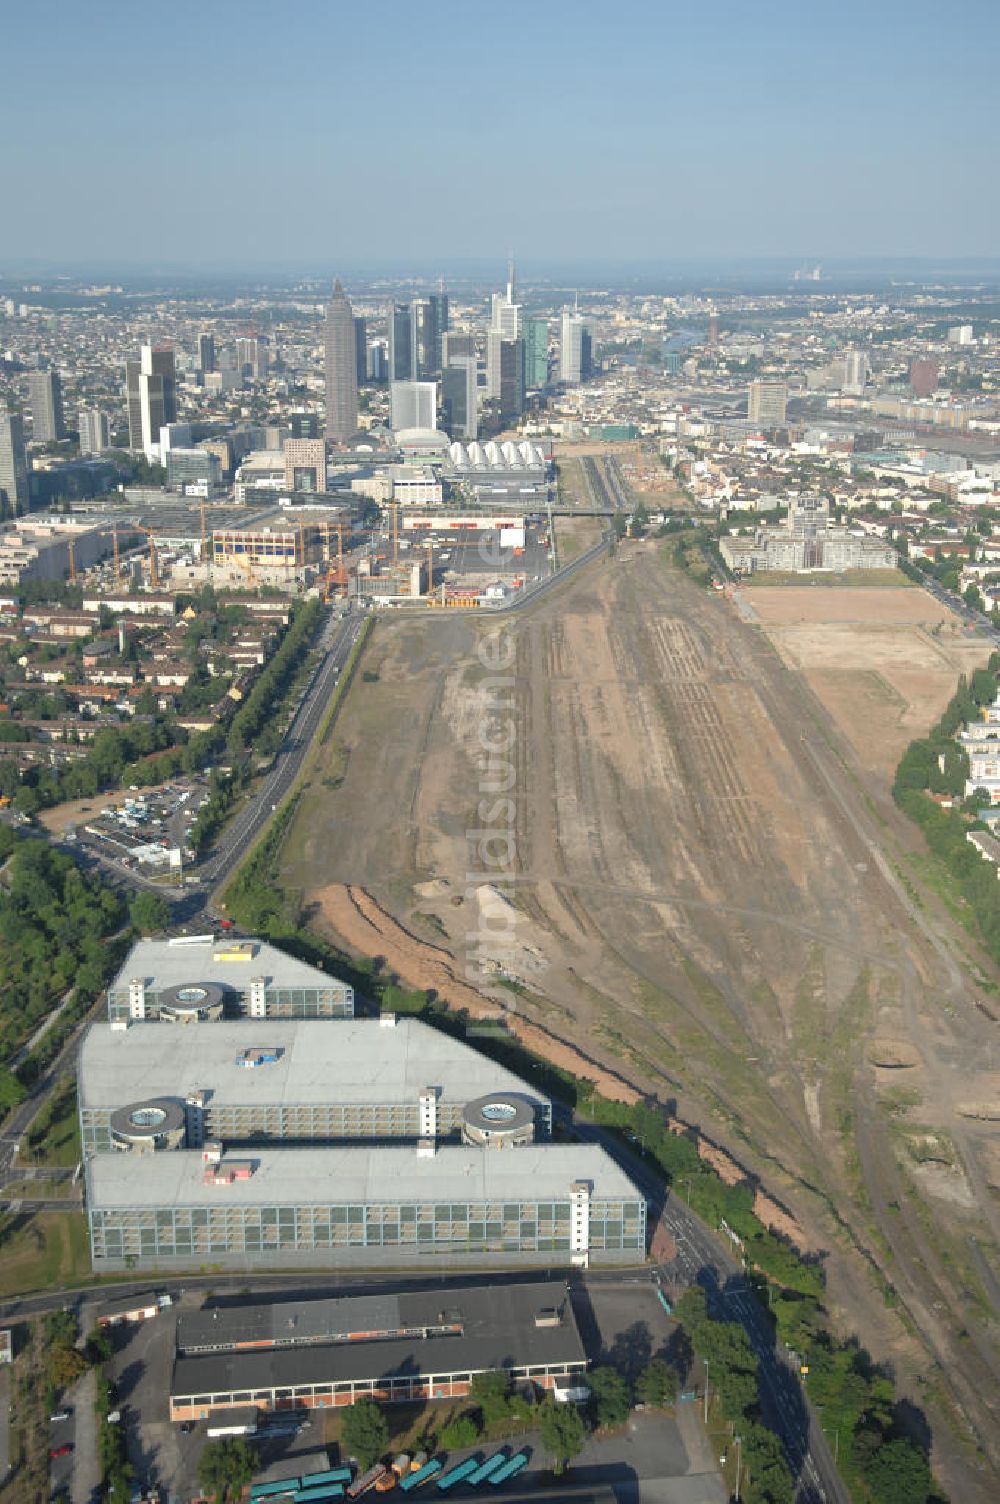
[28,369,65,441]
[707,313,720,347]
[429,291,449,372]
[747,380,788,428]
[354,316,368,386]
[841,350,868,395]
[441,358,478,441]
[441,332,474,366]
[497,339,525,425]
[235,336,269,383]
[198,333,216,373]
[390,380,437,432]
[411,298,436,380]
[488,261,521,398]
[324,279,359,443]
[367,342,388,384]
[79,407,110,455]
[559,309,592,385]
[0,408,30,515]
[388,303,413,382]
[290,411,321,440]
[125,345,177,457]
[524,317,549,389]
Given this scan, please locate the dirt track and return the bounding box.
[284,544,1000,1499]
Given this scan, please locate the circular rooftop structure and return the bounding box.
[109,1097,186,1153]
[157,981,227,1021]
[463,1093,536,1147]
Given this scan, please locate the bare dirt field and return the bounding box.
[282,548,1000,1500]
[740,585,990,780]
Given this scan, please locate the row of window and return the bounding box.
[91,1201,642,1226]
[176,1364,586,1406]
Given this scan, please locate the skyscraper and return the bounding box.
[390,381,438,433]
[488,262,521,398]
[497,339,525,425]
[910,358,938,398]
[235,336,269,383]
[747,380,788,428]
[28,369,65,441]
[0,408,30,515]
[388,303,413,382]
[198,333,216,373]
[354,316,368,386]
[79,407,110,455]
[324,279,359,443]
[441,358,478,441]
[125,345,177,458]
[524,317,549,389]
[707,313,720,347]
[559,309,592,385]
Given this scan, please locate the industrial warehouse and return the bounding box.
[84,1143,646,1269]
[78,1015,552,1153]
[169,1281,587,1422]
[104,934,355,1023]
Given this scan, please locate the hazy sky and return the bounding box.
[3,0,998,268]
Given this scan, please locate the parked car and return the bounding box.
[50,1443,73,1458]
[49,1409,72,1422]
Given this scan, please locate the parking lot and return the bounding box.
[44,776,210,875]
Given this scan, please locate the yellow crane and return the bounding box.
[112,527,120,577]
[67,539,76,583]
[140,528,159,590]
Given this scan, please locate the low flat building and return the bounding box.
[78,1016,551,1153]
[85,1143,646,1270]
[169,1279,586,1420]
[105,934,354,1024]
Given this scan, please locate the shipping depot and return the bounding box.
[81,934,646,1272]
[169,1280,587,1423]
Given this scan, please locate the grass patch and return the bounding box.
[0,1210,92,1298]
[22,1078,80,1166]
[741,569,908,588]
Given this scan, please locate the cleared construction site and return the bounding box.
[279,539,1000,1503]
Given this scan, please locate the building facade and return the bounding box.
[284,438,327,494]
[104,935,354,1025]
[78,407,110,455]
[388,303,413,382]
[85,1144,646,1269]
[441,359,478,441]
[324,280,359,442]
[390,381,438,433]
[0,408,30,514]
[28,369,65,441]
[524,317,549,389]
[559,311,591,385]
[747,380,788,428]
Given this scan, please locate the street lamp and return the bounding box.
[734,1435,742,1502]
[703,1360,710,1425]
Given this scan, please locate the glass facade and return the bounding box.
[89,1195,645,1263]
[106,982,353,1024]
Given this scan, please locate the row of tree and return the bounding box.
[893,659,1000,965]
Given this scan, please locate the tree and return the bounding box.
[47,1343,88,1389]
[538,1398,587,1475]
[129,891,171,935]
[863,1438,931,1504]
[635,1358,678,1408]
[197,1437,256,1503]
[469,1369,513,1428]
[587,1366,631,1428]
[341,1397,390,1468]
[438,1414,481,1450]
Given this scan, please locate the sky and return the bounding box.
[2,0,999,270]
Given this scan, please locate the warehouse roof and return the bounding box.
[87,1144,642,1209]
[106,935,346,996]
[172,1280,585,1397]
[78,1017,546,1111]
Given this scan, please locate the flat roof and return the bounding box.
[172,1280,584,1397]
[87,1144,642,1210]
[107,935,346,996]
[79,1018,545,1112]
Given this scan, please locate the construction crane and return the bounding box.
[140,528,159,590]
[423,537,434,599]
[200,503,208,561]
[67,539,76,583]
[390,502,399,567]
[112,527,120,577]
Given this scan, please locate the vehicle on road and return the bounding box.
[49,1443,73,1458]
[49,1408,72,1422]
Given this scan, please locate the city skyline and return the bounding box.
[2,0,998,266]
